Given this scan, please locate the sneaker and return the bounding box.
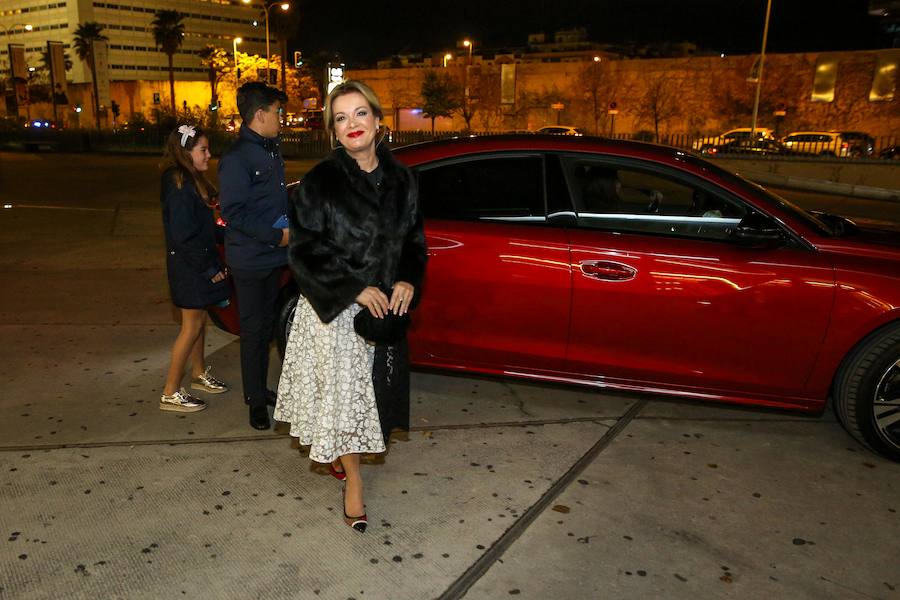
[191,366,228,394]
[160,388,207,413]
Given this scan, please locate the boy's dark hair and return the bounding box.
[236,82,288,125]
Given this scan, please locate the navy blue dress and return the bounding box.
[161,167,230,309]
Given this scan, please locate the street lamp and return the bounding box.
[461,39,474,116]
[242,0,290,80]
[750,0,773,137]
[443,53,452,68]
[233,37,242,86]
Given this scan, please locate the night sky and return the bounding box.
[290,0,887,67]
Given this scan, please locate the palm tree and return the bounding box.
[38,49,73,79]
[72,22,107,128]
[151,9,185,114]
[198,44,228,123]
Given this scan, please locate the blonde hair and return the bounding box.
[324,80,384,140]
[159,126,217,206]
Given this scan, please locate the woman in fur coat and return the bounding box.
[275,81,427,533]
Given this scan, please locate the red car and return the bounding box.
[211,136,900,461]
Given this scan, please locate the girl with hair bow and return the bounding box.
[158,124,231,412]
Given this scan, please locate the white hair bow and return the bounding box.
[178,124,196,147]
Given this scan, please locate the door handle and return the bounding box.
[579,260,637,281]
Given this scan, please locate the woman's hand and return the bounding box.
[211,270,226,283]
[389,282,415,316]
[356,286,390,318]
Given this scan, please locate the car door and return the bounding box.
[560,155,835,399]
[410,153,572,372]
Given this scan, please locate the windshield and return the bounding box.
[681,155,834,236]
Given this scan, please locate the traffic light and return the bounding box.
[110,100,120,118]
[74,104,82,113]
[294,51,303,67]
[209,103,219,112]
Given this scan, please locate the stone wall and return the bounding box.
[14,49,900,139]
[349,49,900,138]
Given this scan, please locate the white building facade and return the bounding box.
[2,0,270,84]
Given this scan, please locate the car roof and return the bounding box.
[392,134,690,165]
[784,131,840,136]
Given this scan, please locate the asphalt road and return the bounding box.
[1,151,899,600]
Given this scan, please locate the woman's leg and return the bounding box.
[163,308,206,396]
[189,312,208,379]
[338,453,365,518]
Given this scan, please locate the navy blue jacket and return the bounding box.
[161,167,229,308]
[218,126,289,270]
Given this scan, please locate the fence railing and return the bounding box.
[2,128,899,161]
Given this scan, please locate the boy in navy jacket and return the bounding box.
[218,82,289,430]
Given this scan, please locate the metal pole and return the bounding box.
[750,0,773,137]
[233,37,241,87]
[265,3,271,80]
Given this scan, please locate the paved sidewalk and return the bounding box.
[2,331,898,599]
[2,151,899,599]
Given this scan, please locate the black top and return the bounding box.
[287,144,428,323]
[160,167,229,308]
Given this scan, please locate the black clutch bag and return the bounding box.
[353,309,410,345]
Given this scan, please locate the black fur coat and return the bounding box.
[287,144,427,324]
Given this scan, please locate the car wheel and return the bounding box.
[833,322,900,461]
[275,291,299,359]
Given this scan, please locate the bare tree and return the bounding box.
[578,60,606,135]
[637,74,681,142]
[386,71,417,130]
[474,66,502,131]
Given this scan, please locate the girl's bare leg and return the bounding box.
[163,308,205,396]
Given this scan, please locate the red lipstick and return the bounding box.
[347,131,364,138]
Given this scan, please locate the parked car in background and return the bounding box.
[691,127,775,152]
[840,131,876,157]
[700,138,786,157]
[782,131,850,157]
[879,144,900,160]
[536,125,586,136]
[210,135,900,462]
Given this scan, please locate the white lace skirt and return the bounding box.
[274,296,386,463]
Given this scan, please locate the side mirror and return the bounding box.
[731,212,785,247]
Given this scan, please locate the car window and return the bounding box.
[561,156,747,242]
[416,155,546,222]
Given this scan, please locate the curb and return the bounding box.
[741,169,900,202]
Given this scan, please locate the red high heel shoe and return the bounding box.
[329,462,346,481]
[343,511,368,533]
[342,485,367,533]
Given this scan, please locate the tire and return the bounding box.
[833,321,900,461]
[275,289,299,359]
